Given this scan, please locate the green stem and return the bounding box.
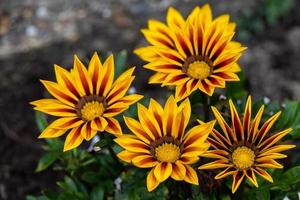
[202,94,210,121]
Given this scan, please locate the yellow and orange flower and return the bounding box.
[135,4,246,101]
[31,53,143,151]
[115,96,215,191]
[199,96,295,193]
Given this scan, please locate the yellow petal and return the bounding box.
[183,165,198,185]
[63,126,84,151]
[147,168,160,192]
[154,162,172,182]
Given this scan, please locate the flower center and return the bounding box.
[155,143,181,163]
[75,94,106,121]
[232,146,255,170]
[149,136,183,163]
[183,55,213,80]
[187,61,211,80]
[80,101,104,121]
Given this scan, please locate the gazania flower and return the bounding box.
[135,4,246,101]
[31,53,143,151]
[199,96,295,193]
[115,96,215,191]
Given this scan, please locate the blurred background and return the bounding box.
[0,0,299,199]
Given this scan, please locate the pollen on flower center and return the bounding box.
[232,146,255,170]
[182,55,213,80]
[80,101,104,121]
[187,61,211,80]
[75,94,106,121]
[155,143,181,163]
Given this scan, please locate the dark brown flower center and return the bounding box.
[75,94,107,121]
[149,136,183,162]
[182,55,213,80]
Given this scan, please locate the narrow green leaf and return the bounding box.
[35,153,59,172]
[90,185,104,200]
[115,50,128,77]
[35,111,48,132]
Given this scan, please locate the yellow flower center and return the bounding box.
[80,101,104,121]
[232,146,255,170]
[187,61,211,80]
[155,143,180,163]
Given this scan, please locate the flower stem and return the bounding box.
[107,144,122,166]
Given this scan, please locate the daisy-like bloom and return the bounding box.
[31,53,143,151]
[115,96,215,191]
[135,4,246,101]
[199,96,296,193]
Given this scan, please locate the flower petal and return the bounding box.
[232,170,245,193]
[147,168,160,192]
[63,126,84,151]
[114,134,150,154]
[38,127,67,138]
[154,162,172,182]
[183,165,199,185]
[104,118,122,136]
[171,161,186,180]
[90,117,108,132]
[132,154,158,168]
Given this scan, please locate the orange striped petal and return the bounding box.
[138,103,162,139]
[32,99,76,117]
[106,67,135,105]
[232,170,245,193]
[253,167,273,183]
[73,55,93,96]
[115,94,143,105]
[245,169,258,187]
[81,122,97,141]
[124,116,154,144]
[41,80,78,107]
[132,155,158,168]
[179,156,199,164]
[258,128,292,150]
[90,117,108,132]
[199,159,230,170]
[211,106,235,142]
[117,150,141,163]
[103,102,128,118]
[163,96,178,137]
[183,165,199,185]
[147,167,160,192]
[243,96,252,140]
[154,162,172,182]
[181,143,210,158]
[48,117,83,130]
[88,52,103,94]
[63,126,84,151]
[104,118,122,136]
[38,127,67,138]
[183,120,215,148]
[167,7,185,30]
[97,55,114,97]
[171,161,186,180]
[114,134,150,154]
[215,166,236,179]
[54,64,81,98]
[254,111,281,145]
[249,105,264,143]
[229,99,244,141]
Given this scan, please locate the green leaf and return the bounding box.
[35,111,48,132]
[115,50,128,77]
[90,185,104,200]
[35,152,59,172]
[93,140,108,149]
[281,166,300,185]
